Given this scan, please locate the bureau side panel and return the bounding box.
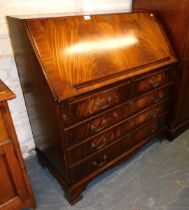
[7,17,69,182]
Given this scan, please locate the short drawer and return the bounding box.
[133,84,172,113]
[67,100,170,165]
[121,113,168,152]
[65,86,172,147]
[68,81,131,123]
[70,113,168,183]
[134,67,173,96]
[0,109,9,142]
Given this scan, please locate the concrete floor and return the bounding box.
[25,129,189,210]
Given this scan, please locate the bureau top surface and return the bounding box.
[24,12,176,101]
[0,80,15,102]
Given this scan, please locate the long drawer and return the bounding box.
[70,113,168,183]
[65,86,172,147]
[67,99,170,165]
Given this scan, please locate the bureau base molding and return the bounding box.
[35,148,84,205]
[167,120,189,141]
[36,127,166,205]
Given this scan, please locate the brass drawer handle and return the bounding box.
[93,155,107,167]
[149,80,161,88]
[127,133,132,138]
[156,108,161,114]
[90,119,108,133]
[62,114,68,121]
[91,125,97,132]
[158,91,162,98]
[153,96,160,103]
[95,101,101,108]
[148,108,161,119]
[91,137,106,150]
[95,96,112,110]
[102,118,108,127]
[154,91,162,103]
[95,101,108,110]
[107,96,112,104]
[129,101,133,106]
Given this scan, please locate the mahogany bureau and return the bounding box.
[7,12,177,204]
[0,81,35,210]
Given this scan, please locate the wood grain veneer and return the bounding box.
[7,12,177,205]
[23,12,176,101]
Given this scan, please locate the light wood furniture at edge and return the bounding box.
[0,81,35,210]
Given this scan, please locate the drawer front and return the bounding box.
[70,137,122,183]
[68,81,131,123]
[133,85,171,114]
[0,109,9,142]
[65,101,132,146]
[70,113,168,183]
[134,68,173,96]
[121,113,168,152]
[65,86,172,147]
[67,100,170,165]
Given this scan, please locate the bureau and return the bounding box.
[7,12,177,204]
[0,81,35,209]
